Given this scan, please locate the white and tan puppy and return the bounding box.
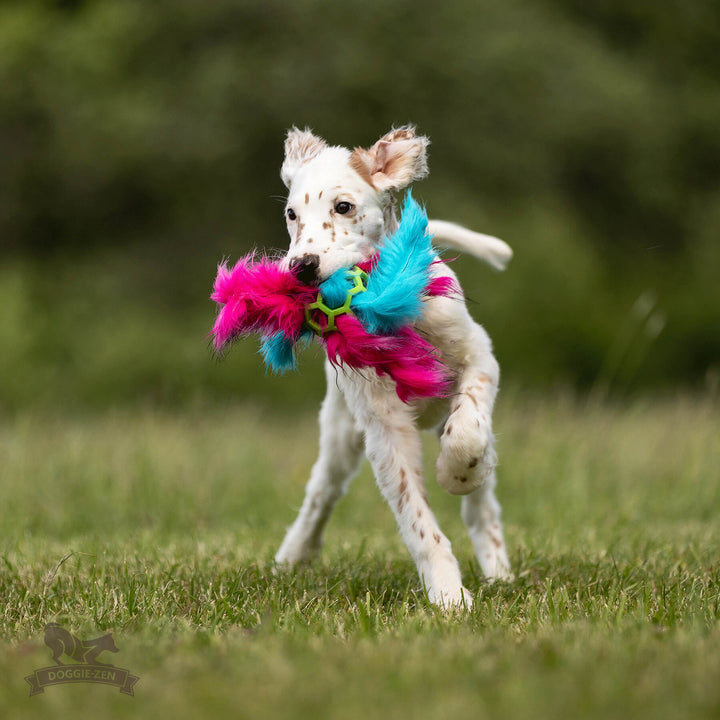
[275,126,513,607]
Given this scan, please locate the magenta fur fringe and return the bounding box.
[324,314,452,402]
[210,256,314,350]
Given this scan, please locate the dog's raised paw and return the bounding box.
[436,408,496,495]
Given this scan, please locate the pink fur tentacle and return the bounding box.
[426,275,458,298]
[323,315,453,402]
[210,256,316,352]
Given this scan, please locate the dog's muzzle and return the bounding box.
[289,254,320,284]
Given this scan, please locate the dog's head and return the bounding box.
[100,633,119,653]
[280,126,429,283]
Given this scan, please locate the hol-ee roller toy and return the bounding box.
[209,194,456,403]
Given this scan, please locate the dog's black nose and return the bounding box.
[290,254,320,284]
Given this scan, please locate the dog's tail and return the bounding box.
[427,219,512,271]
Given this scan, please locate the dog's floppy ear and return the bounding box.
[281,127,328,188]
[350,126,429,192]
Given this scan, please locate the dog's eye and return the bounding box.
[335,202,353,215]
[287,208,297,221]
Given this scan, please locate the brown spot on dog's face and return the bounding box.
[417,508,422,518]
[304,193,309,204]
[455,476,468,485]
[322,222,331,230]
[468,457,479,468]
[419,529,425,540]
[433,533,441,544]
[318,190,323,199]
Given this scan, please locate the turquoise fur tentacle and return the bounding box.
[260,332,302,372]
[318,267,354,308]
[351,192,436,335]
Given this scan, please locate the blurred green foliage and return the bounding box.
[0,0,718,410]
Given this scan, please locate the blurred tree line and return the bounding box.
[0,0,718,409]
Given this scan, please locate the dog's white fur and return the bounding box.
[274,126,513,607]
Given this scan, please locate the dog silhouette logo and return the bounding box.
[25,623,139,696]
[44,623,120,666]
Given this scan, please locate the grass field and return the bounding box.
[1,393,719,719]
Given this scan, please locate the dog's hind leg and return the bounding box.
[461,471,513,581]
[275,362,364,567]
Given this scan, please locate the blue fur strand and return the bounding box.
[352,192,435,334]
[259,332,297,373]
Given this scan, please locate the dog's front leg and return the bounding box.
[275,361,364,567]
[343,375,472,608]
[436,321,500,496]
[434,318,513,581]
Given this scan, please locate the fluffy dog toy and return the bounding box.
[210,194,456,403]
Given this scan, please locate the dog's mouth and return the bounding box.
[288,247,375,286]
[289,255,321,285]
